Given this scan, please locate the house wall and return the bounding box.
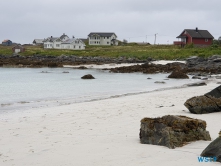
[89,34,117,46]
[61,41,85,50]
[44,42,53,49]
[2,41,12,46]
[192,38,213,45]
[53,41,62,49]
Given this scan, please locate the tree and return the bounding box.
[123,39,128,44]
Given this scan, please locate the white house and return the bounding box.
[43,37,61,49]
[88,32,118,46]
[61,38,85,50]
[43,34,85,50]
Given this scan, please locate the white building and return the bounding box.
[61,38,85,50]
[43,34,85,50]
[88,32,118,46]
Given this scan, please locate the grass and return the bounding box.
[0,44,221,60]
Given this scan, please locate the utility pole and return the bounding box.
[154,33,157,45]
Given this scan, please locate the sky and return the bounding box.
[0,0,220,44]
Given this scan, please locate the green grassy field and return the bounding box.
[0,44,221,60]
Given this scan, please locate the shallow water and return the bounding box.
[0,67,198,111]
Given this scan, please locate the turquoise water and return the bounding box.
[0,67,198,111]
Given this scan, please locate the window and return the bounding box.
[74,45,75,48]
[56,44,60,47]
[79,46,81,49]
[44,44,47,48]
[205,39,208,42]
[104,37,105,39]
[107,37,109,39]
[107,42,109,44]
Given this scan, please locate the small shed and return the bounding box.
[12,45,25,53]
[2,39,12,46]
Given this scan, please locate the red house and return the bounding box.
[174,28,214,47]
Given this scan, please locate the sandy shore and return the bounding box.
[0,81,220,165]
[63,60,186,69]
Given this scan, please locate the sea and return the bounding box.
[0,67,199,112]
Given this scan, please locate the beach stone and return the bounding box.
[186,82,207,87]
[78,66,88,69]
[192,76,201,79]
[168,70,189,79]
[81,74,95,79]
[184,85,221,114]
[154,81,165,84]
[201,131,221,162]
[139,115,211,149]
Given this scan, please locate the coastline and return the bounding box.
[0,81,220,165]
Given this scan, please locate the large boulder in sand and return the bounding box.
[168,70,189,79]
[184,85,221,114]
[81,74,95,79]
[201,132,221,162]
[139,115,211,149]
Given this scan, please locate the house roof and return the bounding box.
[60,33,69,40]
[62,38,85,44]
[44,37,59,42]
[12,44,24,49]
[33,39,44,43]
[177,29,214,39]
[2,39,11,42]
[88,32,117,37]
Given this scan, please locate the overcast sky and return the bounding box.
[0,0,220,44]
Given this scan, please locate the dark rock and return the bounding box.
[154,81,165,84]
[201,77,208,80]
[48,62,59,67]
[187,82,207,87]
[62,71,69,73]
[81,74,95,79]
[78,66,88,69]
[201,132,221,162]
[184,85,221,114]
[212,58,221,63]
[168,70,189,79]
[192,76,201,79]
[139,115,211,149]
[215,76,221,79]
[147,77,152,79]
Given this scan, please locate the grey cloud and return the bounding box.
[0,0,220,44]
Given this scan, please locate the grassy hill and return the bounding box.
[0,44,221,60]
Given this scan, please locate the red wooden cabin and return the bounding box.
[174,28,214,47]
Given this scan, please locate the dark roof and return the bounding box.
[60,33,69,40]
[177,29,214,39]
[88,32,117,37]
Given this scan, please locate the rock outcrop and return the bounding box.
[81,74,95,79]
[201,131,221,162]
[168,70,189,79]
[139,115,211,149]
[184,85,221,114]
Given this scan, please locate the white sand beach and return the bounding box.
[63,60,186,69]
[0,81,220,166]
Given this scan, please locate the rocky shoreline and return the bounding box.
[108,55,221,75]
[0,54,146,67]
[1,54,221,75]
